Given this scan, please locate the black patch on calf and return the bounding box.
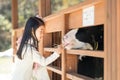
[76,25,104,79]
[76,25,104,50]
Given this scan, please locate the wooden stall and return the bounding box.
[11,0,120,80]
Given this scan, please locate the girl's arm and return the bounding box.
[32,45,62,66]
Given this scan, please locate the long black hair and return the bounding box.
[16,16,44,59]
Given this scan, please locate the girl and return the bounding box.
[11,16,62,80]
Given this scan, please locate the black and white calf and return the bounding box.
[62,25,103,50]
[62,25,104,79]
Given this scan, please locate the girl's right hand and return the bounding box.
[56,45,63,54]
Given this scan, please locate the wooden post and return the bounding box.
[111,0,117,80]
[45,0,51,16]
[38,0,46,17]
[117,0,120,80]
[61,14,69,80]
[11,0,18,62]
[38,0,51,55]
[105,0,120,80]
[38,0,51,17]
[12,31,17,62]
[11,0,18,29]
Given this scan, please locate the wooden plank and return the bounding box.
[11,0,18,62]
[11,0,18,29]
[95,2,105,25]
[104,0,109,80]
[12,28,24,62]
[67,50,104,58]
[43,33,52,48]
[61,0,103,14]
[105,0,120,80]
[101,1,107,80]
[66,72,94,80]
[38,0,51,17]
[44,48,58,52]
[38,34,44,55]
[44,15,64,33]
[14,27,24,38]
[38,0,51,54]
[111,0,117,80]
[105,0,118,80]
[68,2,105,29]
[12,30,17,62]
[47,65,62,75]
[66,54,78,73]
[61,14,68,80]
[38,0,46,17]
[117,0,120,80]
[68,10,82,29]
[45,0,51,16]
[43,1,104,30]
[105,0,112,80]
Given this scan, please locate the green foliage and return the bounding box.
[51,0,85,13]
[0,0,38,51]
[0,0,85,51]
[0,15,11,51]
[0,1,12,51]
[18,0,38,27]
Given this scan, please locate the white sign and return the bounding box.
[82,6,95,26]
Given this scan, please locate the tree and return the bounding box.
[0,15,11,51]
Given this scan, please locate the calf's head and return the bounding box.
[62,28,93,50]
[62,26,103,50]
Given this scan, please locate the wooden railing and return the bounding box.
[12,0,106,80]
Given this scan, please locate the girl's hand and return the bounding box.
[33,62,40,70]
[56,45,63,54]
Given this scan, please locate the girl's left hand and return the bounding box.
[33,62,40,70]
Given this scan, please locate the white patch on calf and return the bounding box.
[62,29,93,50]
[62,29,78,49]
[62,28,93,60]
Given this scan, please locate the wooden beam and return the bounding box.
[38,0,46,17]
[105,0,119,80]
[11,30,17,62]
[67,72,94,80]
[11,0,18,29]
[11,0,18,62]
[117,0,120,80]
[105,0,112,80]
[111,0,117,80]
[38,0,51,17]
[47,65,62,75]
[60,14,69,80]
[45,0,51,16]
[38,0,51,55]
[67,50,104,58]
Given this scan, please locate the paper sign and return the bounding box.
[82,6,94,26]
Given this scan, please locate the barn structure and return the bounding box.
[11,0,120,80]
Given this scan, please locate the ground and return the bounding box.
[0,57,13,80]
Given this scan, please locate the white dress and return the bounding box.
[11,44,60,80]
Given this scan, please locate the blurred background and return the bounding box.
[0,0,84,52]
[0,0,84,79]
